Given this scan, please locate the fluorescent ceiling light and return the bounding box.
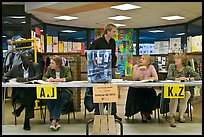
[111,4,141,10]
[75,38,84,39]
[161,16,185,21]
[8,16,25,19]
[4,21,10,24]
[108,15,131,21]
[2,35,7,38]
[149,30,164,33]
[176,33,185,36]
[54,15,78,21]
[61,30,77,33]
[21,21,26,24]
[114,23,126,27]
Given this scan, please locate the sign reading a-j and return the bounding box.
[36,84,57,99]
[164,84,185,98]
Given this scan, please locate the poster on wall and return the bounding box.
[116,28,134,77]
[170,37,181,53]
[192,35,202,52]
[52,37,58,53]
[63,41,68,52]
[67,42,72,52]
[41,35,44,53]
[94,28,104,40]
[187,36,192,53]
[139,43,155,55]
[46,36,53,53]
[154,41,169,54]
[58,41,64,53]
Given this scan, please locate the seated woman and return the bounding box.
[125,54,158,123]
[166,53,201,127]
[42,55,73,131]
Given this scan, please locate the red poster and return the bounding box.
[35,27,41,36]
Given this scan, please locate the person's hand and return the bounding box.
[47,77,54,82]
[16,77,28,82]
[138,66,147,70]
[55,78,65,82]
[175,77,189,82]
[2,78,9,83]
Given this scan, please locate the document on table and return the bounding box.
[127,79,154,83]
[159,80,180,83]
[111,79,124,83]
[8,78,49,84]
[193,80,202,83]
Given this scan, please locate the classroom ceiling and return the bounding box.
[3,2,202,29]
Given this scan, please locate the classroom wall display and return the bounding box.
[116,28,134,77]
[46,36,53,53]
[187,36,192,53]
[52,36,58,53]
[133,43,136,55]
[139,43,155,55]
[31,28,45,53]
[154,41,169,54]
[94,28,134,77]
[170,37,181,53]
[191,35,202,52]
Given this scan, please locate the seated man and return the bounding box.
[2,52,41,130]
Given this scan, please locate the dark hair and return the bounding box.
[21,52,32,61]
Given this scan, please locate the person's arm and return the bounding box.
[54,66,73,82]
[28,63,41,81]
[64,67,73,82]
[2,66,15,82]
[149,65,158,81]
[132,64,140,80]
[186,66,201,81]
[166,64,175,80]
[112,40,117,67]
[42,66,51,82]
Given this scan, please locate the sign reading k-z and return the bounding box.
[164,84,185,98]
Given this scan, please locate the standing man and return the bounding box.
[85,23,122,121]
[2,52,41,130]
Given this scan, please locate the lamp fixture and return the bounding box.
[54,15,78,21]
[149,30,164,33]
[161,16,185,21]
[176,33,185,36]
[108,15,131,21]
[114,23,126,27]
[111,4,141,10]
[61,30,77,33]
[7,16,25,19]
